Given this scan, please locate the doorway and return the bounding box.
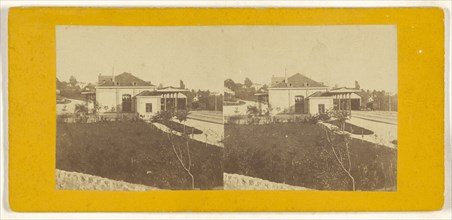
[295,95,305,114]
[122,94,132,112]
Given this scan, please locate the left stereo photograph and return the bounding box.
[55,26,225,191]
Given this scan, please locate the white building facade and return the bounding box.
[267,73,362,116]
[268,73,329,115]
[95,72,187,117]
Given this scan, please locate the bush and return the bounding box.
[151,110,174,123]
[318,113,331,121]
[226,115,244,124]
[305,115,319,124]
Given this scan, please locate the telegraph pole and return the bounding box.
[388,93,391,111]
[215,94,217,112]
[211,92,218,112]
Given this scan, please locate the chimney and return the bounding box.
[284,68,288,86]
[112,67,115,83]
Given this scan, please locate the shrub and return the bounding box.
[305,115,319,124]
[318,113,331,121]
[151,110,174,123]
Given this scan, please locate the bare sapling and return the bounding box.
[324,111,356,191]
[154,110,195,190]
[174,110,195,190]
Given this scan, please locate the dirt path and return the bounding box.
[56,169,159,191]
[152,120,224,147]
[320,120,397,149]
[224,173,312,190]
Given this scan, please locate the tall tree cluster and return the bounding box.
[224,78,268,102]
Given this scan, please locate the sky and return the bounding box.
[56,25,397,93]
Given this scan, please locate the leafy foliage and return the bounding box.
[224,123,397,191]
[224,78,268,102]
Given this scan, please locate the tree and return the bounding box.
[180,80,185,89]
[175,110,188,132]
[74,104,89,123]
[246,105,260,124]
[224,79,237,91]
[83,83,95,92]
[153,110,195,189]
[244,77,253,89]
[92,101,102,121]
[69,75,78,87]
[247,105,259,116]
[323,112,356,190]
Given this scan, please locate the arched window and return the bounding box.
[122,94,132,112]
[295,95,305,114]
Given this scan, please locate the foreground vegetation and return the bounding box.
[224,123,397,191]
[57,121,223,190]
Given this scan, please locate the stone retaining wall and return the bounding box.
[224,173,312,190]
[56,169,159,191]
[57,170,312,191]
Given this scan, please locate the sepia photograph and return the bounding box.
[55,26,224,190]
[55,25,398,192]
[222,26,398,191]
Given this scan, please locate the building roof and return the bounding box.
[271,76,285,87]
[157,87,189,93]
[81,91,96,95]
[254,92,268,96]
[307,88,363,99]
[98,72,154,87]
[306,91,333,98]
[135,88,189,97]
[224,87,235,95]
[135,90,162,97]
[328,87,362,94]
[270,73,326,88]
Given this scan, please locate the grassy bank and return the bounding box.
[57,121,223,190]
[224,123,397,191]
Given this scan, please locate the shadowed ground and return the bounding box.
[224,123,397,191]
[56,121,223,190]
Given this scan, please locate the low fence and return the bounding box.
[224,114,311,125]
[224,115,270,125]
[57,112,140,123]
[56,169,159,191]
[223,100,246,106]
[224,173,312,190]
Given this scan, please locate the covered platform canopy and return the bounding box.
[327,87,362,118]
[157,87,189,111]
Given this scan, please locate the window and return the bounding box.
[146,103,153,113]
[295,96,304,104]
